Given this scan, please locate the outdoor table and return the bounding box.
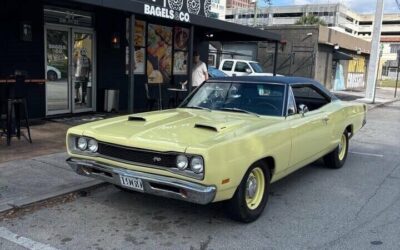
[167,88,188,107]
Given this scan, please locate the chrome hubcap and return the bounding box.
[246,176,257,198]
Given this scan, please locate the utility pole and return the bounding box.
[252,0,257,27]
[395,50,400,98]
[365,0,384,102]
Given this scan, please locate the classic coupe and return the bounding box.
[66,76,366,222]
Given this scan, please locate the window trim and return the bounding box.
[286,86,297,117]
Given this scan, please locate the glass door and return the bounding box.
[72,29,95,113]
[45,26,71,115]
[45,25,96,115]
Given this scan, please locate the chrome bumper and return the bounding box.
[66,158,216,205]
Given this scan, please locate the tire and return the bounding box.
[47,70,58,81]
[226,161,271,223]
[324,130,349,169]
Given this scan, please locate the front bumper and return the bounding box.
[66,158,216,205]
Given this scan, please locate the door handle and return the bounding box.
[322,117,330,124]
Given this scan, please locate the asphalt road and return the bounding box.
[1,102,399,250]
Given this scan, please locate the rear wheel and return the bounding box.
[47,70,58,81]
[227,162,270,223]
[324,131,349,169]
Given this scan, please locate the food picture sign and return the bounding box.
[141,0,212,22]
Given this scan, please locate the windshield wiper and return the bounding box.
[185,106,212,112]
[218,107,260,117]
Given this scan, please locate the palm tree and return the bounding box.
[295,14,327,26]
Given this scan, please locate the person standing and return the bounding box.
[191,51,208,87]
[74,48,91,104]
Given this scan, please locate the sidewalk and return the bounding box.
[0,152,103,213]
[333,87,399,109]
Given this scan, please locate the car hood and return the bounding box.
[81,109,282,152]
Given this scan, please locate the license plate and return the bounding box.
[119,175,144,191]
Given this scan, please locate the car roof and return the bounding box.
[207,76,338,100]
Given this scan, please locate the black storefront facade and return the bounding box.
[0,0,281,119]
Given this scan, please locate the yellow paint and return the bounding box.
[66,101,366,203]
[348,56,366,73]
[245,167,265,210]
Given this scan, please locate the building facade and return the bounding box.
[210,0,227,19]
[224,3,400,39]
[0,0,279,119]
[226,0,254,9]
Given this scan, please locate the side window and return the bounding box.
[234,62,251,73]
[222,61,234,71]
[287,87,297,115]
[292,85,330,111]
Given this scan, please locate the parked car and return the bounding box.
[66,76,366,222]
[208,66,228,78]
[46,65,62,81]
[219,59,280,77]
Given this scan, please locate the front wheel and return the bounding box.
[226,162,271,223]
[324,131,349,169]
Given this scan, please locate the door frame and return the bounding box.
[44,23,97,116]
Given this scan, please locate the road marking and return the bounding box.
[349,151,384,157]
[0,227,59,250]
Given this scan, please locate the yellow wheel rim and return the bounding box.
[245,167,265,210]
[338,133,347,161]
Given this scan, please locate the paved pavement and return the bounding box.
[0,153,102,213]
[333,87,399,109]
[0,101,398,249]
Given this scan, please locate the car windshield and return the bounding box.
[249,62,265,73]
[180,82,285,116]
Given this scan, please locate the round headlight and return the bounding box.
[77,137,88,151]
[190,156,204,174]
[176,155,188,170]
[88,139,98,153]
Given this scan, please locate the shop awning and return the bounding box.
[333,51,354,61]
[71,0,281,42]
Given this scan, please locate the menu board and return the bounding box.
[147,24,173,84]
[134,20,146,47]
[173,51,187,75]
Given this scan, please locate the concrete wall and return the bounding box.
[316,44,334,89]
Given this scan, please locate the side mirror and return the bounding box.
[298,104,309,117]
[245,68,252,74]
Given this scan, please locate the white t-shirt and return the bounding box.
[192,61,207,87]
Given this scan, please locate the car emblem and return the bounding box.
[153,156,162,163]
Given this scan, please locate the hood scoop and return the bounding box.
[194,122,227,132]
[128,116,146,122]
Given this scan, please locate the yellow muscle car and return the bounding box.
[66,76,367,222]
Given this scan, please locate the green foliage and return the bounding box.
[295,14,327,26]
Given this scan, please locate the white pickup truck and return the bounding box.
[219,59,279,77]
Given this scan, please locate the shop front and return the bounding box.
[0,0,281,119]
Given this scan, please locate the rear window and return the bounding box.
[222,61,234,71]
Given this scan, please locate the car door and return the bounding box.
[288,85,333,169]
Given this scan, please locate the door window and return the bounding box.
[222,61,234,71]
[234,62,251,73]
[287,87,297,115]
[46,29,70,113]
[292,85,330,111]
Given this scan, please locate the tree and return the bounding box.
[295,14,327,26]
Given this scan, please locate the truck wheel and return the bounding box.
[324,131,349,169]
[227,161,270,223]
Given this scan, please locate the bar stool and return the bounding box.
[0,75,32,145]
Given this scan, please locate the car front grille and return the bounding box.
[97,143,177,168]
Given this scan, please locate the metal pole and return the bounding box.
[373,51,382,104]
[273,41,279,76]
[365,0,384,102]
[188,25,195,92]
[128,14,135,113]
[395,50,400,98]
[253,1,257,27]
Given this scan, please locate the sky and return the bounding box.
[257,0,400,14]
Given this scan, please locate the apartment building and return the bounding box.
[210,0,227,19]
[225,3,400,79]
[226,0,254,9]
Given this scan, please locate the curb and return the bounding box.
[367,98,400,110]
[0,180,106,214]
